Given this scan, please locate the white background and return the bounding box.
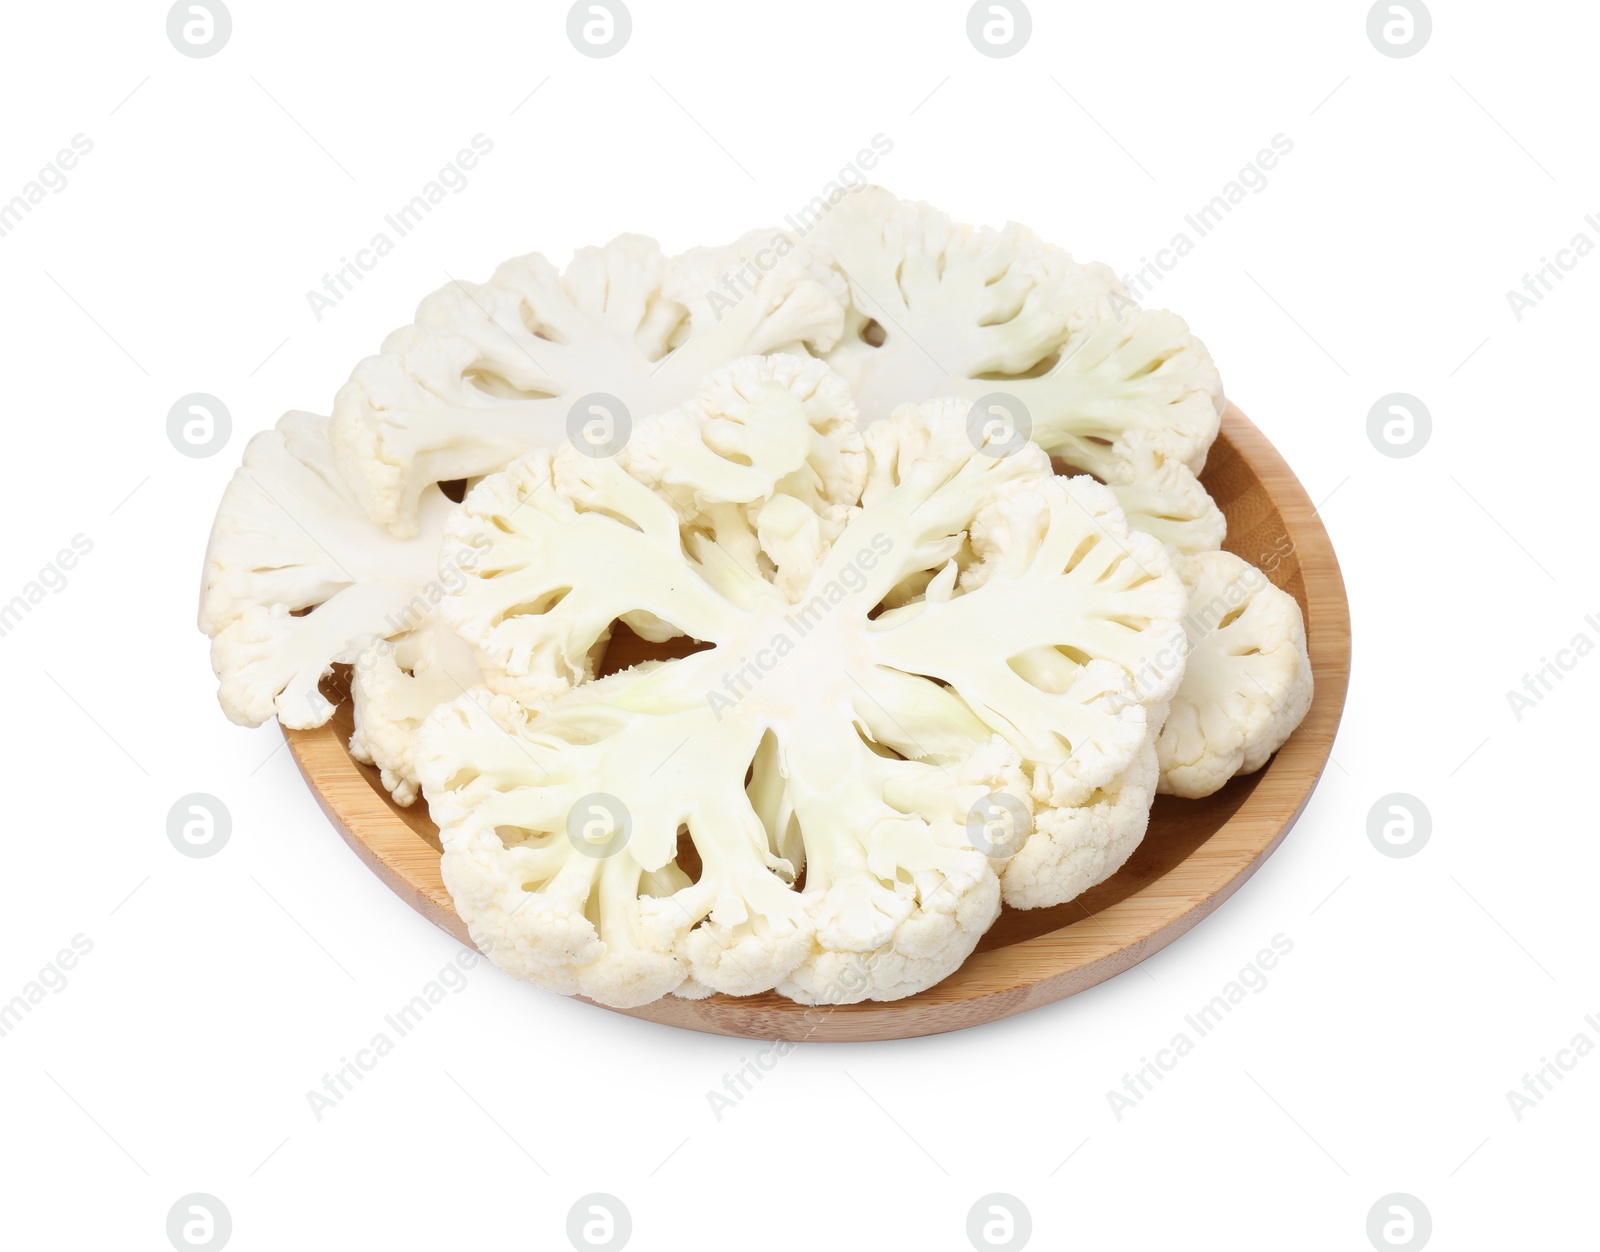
[2,1,1595,1248]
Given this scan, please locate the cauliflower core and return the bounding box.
[415,355,1188,1008]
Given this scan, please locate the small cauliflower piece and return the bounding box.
[1090,430,1227,557]
[349,610,483,805]
[330,232,847,536]
[1157,550,1313,799]
[417,355,1188,1008]
[199,412,455,731]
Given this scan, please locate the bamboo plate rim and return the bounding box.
[285,403,1351,1042]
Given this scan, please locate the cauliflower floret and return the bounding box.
[1002,735,1160,910]
[1091,429,1227,557]
[330,232,847,536]
[1157,550,1314,798]
[417,356,1188,1008]
[622,353,868,588]
[212,596,377,730]
[348,610,483,805]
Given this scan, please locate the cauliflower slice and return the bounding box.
[1157,550,1313,798]
[416,355,1187,1008]
[816,187,1225,537]
[331,232,846,536]
[198,411,483,803]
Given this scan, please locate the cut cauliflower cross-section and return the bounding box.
[1157,550,1314,799]
[816,188,1225,546]
[198,411,482,801]
[331,232,847,536]
[439,355,867,699]
[415,354,1188,1008]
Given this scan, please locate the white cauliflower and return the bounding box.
[1092,430,1227,557]
[197,411,482,801]
[415,355,1188,1008]
[348,609,482,805]
[1000,736,1159,911]
[439,354,866,698]
[815,187,1226,542]
[1157,550,1314,798]
[330,232,847,536]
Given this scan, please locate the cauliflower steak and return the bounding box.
[415,356,1188,1007]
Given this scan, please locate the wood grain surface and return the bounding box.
[285,404,1351,1041]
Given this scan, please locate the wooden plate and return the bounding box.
[286,404,1350,1041]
